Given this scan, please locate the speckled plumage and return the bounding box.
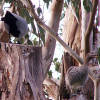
[65,53,97,93]
[65,66,88,90]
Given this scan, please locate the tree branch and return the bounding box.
[85,0,98,55]
[81,0,87,59]
[42,0,64,78]
[24,0,84,64]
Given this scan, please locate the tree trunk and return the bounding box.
[42,0,64,78]
[0,42,44,100]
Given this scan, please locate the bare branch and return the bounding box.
[85,0,98,55]
[81,0,87,59]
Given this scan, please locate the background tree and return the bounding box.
[0,0,99,100]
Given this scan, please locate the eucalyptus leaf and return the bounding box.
[75,6,79,18]
[27,39,33,45]
[83,0,92,12]
[17,2,34,24]
[31,21,36,34]
[33,38,38,46]
[48,70,52,78]
[43,0,52,8]
[55,62,60,72]
[53,58,58,63]
[37,7,42,16]
[37,25,45,44]
[61,12,65,20]
[25,34,29,39]
[18,38,25,44]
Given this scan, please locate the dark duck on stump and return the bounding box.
[1,11,28,38]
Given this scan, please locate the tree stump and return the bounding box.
[0,42,44,100]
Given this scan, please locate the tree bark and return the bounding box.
[42,0,64,78]
[62,6,82,65]
[85,0,98,55]
[0,42,44,100]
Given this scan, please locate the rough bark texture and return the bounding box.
[0,42,44,100]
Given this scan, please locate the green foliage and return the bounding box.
[0,0,2,3]
[25,34,29,39]
[5,0,14,3]
[43,0,52,8]
[65,0,70,4]
[97,48,100,64]
[16,2,45,45]
[55,62,60,72]
[65,0,92,20]
[53,58,58,62]
[18,38,25,44]
[37,7,42,16]
[65,0,80,19]
[37,25,45,44]
[33,38,39,46]
[27,39,33,45]
[61,12,65,20]
[71,0,80,18]
[83,0,92,12]
[16,2,33,24]
[31,21,36,34]
[48,70,52,78]
[53,58,60,72]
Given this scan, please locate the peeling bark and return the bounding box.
[62,6,82,65]
[63,8,78,48]
[0,42,44,100]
